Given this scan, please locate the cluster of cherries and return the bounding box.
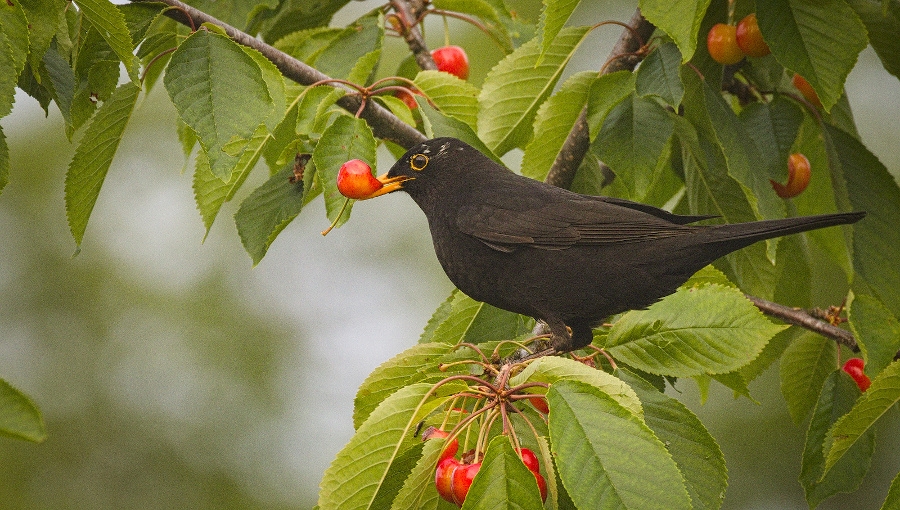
[425,425,548,507]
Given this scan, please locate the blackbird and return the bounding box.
[359,137,865,353]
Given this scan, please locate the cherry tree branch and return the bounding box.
[132,0,427,149]
[544,9,656,190]
[390,0,437,71]
[745,295,858,351]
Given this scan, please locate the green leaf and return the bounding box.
[256,0,350,44]
[74,0,139,81]
[0,378,46,443]
[234,159,306,265]
[849,293,900,376]
[429,290,526,345]
[478,25,591,155]
[635,42,684,107]
[0,0,28,109]
[353,342,454,429]
[164,29,273,178]
[419,291,458,344]
[512,355,644,417]
[881,471,900,510]
[831,124,900,321]
[824,359,900,475]
[585,70,636,141]
[604,283,787,377]
[639,0,712,62]
[311,12,382,81]
[595,93,674,201]
[20,0,63,79]
[756,0,868,111]
[432,0,513,53]
[738,97,804,189]
[311,115,377,229]
[317,381,465,510]
[846,0,900,79]
[780,330,837,424]
[521,70,595,181]
[461,435,544,509]
[539,0,581,58]
[374,95,416,128]
[549,380,692,510]
[418,99,503,164]
[65,81,140,245]
[800,370,874,508]
[240,44,287,132]
[413,70,479,130]
[389,438,445,510]
[619,369,727,510]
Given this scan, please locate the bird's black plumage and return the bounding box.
[370,137,865,352]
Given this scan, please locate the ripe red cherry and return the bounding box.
[792,73,823,109]
[534,471,548,502]
[518,447,540,474]
[435,457,460,504]
[451,461,481,505]
[336,159,382,199]
[842,358,871,392]
[396,89,420,110]
[771,153,811,198]
[422,427,459,461]
[736,14,770,57]
[431,45,470,80]
[707,23,744,65]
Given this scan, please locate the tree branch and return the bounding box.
[745,295,858,351]
[390,0,437,72]
[544,9,655,190]
[134,0,427,149]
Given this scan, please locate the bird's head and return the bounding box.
[353,137,483,200]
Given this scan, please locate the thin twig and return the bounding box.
[390,0,437,72]
[745,295,858,351]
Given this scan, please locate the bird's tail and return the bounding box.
[706,211,865,250]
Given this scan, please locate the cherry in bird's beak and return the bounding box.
[356,174,414,199]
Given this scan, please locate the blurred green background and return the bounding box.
[1,1,899,508]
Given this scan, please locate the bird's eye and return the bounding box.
[410,154,429,171]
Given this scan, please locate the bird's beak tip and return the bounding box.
[357,174,413,200]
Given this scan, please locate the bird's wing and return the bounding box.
[457,196,701,252]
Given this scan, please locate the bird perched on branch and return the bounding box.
[358,137,865,354]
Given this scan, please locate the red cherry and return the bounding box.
[431,45,470,80]
[451,461,480,506]
[771,153,811,198]
[534,471,548,502]
[422,427,459,461]
[526,394,549,414]
[518,447,540,474]
[336,159,382,199]
[842,358,871,392]
[707,23,744,65]
[396,89,420,110]
[735,14,770,57]
[435,457,460,504]
[792,73,823,109]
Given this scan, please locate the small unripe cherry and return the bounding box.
[792,74,823,109]
[707,23,744,65]
[771,153,811,198]
[336,159,382,199]
[431,45,470,80]
[842,358,871,392]
[736,14,770,57]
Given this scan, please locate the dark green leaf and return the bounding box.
[429,290,525,345]
[389,439,445,510]
[165,29,273,178]
[585,70,635,141]
[640,0,713,62]
[549,380,691,510]
[780,330,837,424]
[757,0,868,111]
[738,97,803,187]
[0,1,28,118]
[234,159,306,265]
[0,377,46,443]
[460,435,544,509]
[65,82,140,245]
[74,0,139,81]
[800,370,874,508]
[846,0,900,79]
[413,70,480,130]
[311,12,382,81]
[619,369,727,510]
[635,42,684,107]
[418,100,503,164]
[849,292,900,376]
[881,471,900,510]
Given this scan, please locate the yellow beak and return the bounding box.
[356,174,414,200]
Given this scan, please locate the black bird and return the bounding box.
[359,137,865,353]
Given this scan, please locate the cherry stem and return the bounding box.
[140,47,177,84]
[320,198,351,236]
[422,9,508,51]
[162,5,196,31]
